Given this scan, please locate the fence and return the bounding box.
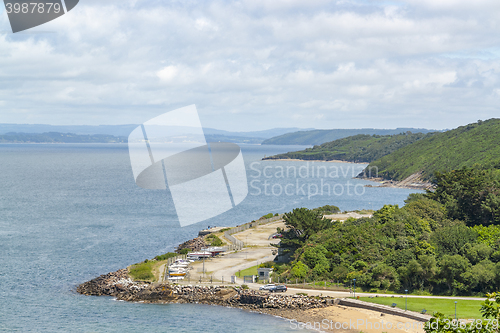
[223,215,283,250]
[166,254,188,266]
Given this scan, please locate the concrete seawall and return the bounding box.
[338,298,432,322]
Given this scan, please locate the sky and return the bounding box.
[0,0,500,131]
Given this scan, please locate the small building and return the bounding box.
[201,247,225,257]
[257,267,273,282]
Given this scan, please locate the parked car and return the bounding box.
[272,234,283,239]
[269,285,287,293]
[259,284,276,290]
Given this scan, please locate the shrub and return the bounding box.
[206,234,224,246]
[291,261,309,279]
[154,252,178,261]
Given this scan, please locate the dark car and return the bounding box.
[269,285,287,293]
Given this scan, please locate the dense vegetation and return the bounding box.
[312,205,341,215]
[365,119,500,181]
[0,132,126,143]
[272,168,500,296]
[264,132,432,163]
[262,128,436,145]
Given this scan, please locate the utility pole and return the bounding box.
[405,289,408,311]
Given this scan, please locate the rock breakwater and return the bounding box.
[77,269,333,310]
[175,236,207,253]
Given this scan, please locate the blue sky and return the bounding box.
[1,0,499,131]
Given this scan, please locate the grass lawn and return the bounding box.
[236,265,258,277]
[129,259,170,282]
[358,297,484,319]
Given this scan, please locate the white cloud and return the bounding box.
[0,0,499,130]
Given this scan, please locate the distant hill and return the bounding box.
[204,134,264,144]
[364,119,500,182]
[0,132,126,143]
[0,124,313,144]
[0,124,137,137]
[263,132,434,163]
[261,128,438,145]
[203,127,314,139]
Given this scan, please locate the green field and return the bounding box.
[358,297,485,319]
[236,265,258,277]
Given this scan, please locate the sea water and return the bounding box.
[0,144,420,332]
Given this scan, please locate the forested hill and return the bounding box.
[263,132,433,163]
[261,128,436,145]
[0,132,127,143]
[364,118,500,182]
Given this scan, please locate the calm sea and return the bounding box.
[0,144,420,332]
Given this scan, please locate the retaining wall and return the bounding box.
[224,215,283,250]
[338,298,432,322]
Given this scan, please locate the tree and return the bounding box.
[462,260,496,293]
[429,168,500,226]
[431,223,477,255]
[291,261,309,279]
[439,255,470,293]
[370,263,398,290]
[419,255,438,290]
[405,260,423,290]
[403,194,447,230]
[373,204,398,224]
[301,245,329,271]
[283,208,332,240]
[463,243,494,265]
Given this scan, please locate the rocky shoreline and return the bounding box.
[360,176,433,190]
[77,270,430,333]
[77,269,334,310]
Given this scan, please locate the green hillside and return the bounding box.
[261,128,436,145]
[263,132,433,163]
[365,119,500,181]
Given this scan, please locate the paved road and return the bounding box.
[236,281,486,301]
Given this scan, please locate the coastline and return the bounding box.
[262,157,368,165]
[359,176,433,191]
[261,157,431,190]
[76,269,426,333]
